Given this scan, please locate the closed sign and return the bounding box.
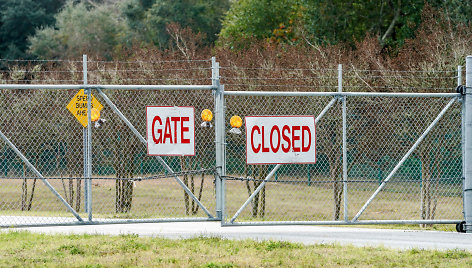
[146,106,195,156]
[245,116,316,164]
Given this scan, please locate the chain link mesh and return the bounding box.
[0,58,217,226]
[91,88,216,221]
[223,95,462,224]
[0,58,464,227]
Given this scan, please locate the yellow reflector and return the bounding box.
[91,108,100,122]
[230,115,242,128]
[201,109,213,122]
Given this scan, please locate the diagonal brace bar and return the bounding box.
[230,97,338,223]
[96,88,214,218]
[352,97,457,222]
[0,130,83,222]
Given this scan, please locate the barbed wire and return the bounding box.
[220,76,338,80]
[5,70,84,74]
[0,79,83,83]
[344,75,458,79]
[221,76,457,80]
[352,69,458,74]
[88,59,211,64]
[220,66,458,74]
[0,59,81,63]
[89,77,210,82]
[87,67,212,72]
[224,84,337,88]
[220,66,338,71]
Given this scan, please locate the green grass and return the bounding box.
[0,176,463,228]
[0,231,470,267]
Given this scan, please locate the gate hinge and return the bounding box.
[456,85,466,95]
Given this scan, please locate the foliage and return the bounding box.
[0,0,65,60]
[28,1,126,60]
[122,0,229,49]
[218,0,302,48]
[301,0,424,48]
[218,0,471,51]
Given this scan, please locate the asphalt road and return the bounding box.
[5,222,472,251]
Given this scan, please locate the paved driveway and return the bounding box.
[4,222,471,250]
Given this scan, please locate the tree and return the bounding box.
[0,0,65,60]
[28,1,126,60]
[218,0,302,48]
[122,0,229,49]
[219,0,431,50]
[302,0,425,48]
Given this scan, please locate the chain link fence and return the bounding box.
[222,95,462,225]
[0,57,219,227]
[220,65,464,226]
[0,56,466,228]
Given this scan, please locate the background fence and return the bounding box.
[0,55,468,230]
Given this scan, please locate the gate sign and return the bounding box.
[246,116,316,165]
[66,89,103,127]
[146,106,195,156]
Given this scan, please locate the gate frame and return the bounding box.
[0,55,221,227]
[220,67,465,226]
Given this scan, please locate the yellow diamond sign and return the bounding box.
[67,89,103,127]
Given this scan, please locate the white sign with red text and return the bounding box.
[146,106,195,156]
[245,116,316,165]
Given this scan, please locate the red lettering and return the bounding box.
[171,117,181,143]
[163,117,172,143]
[181,117,190,144]
[282,125,291,153]
[251,126,261,153]
[261,126,269,152]
[270,126,280,153]
[292,126,300,152]
[302,126,311,152]
[152,116,162,144]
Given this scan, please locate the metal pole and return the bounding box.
[83,55,88,215]
[83,127,87,213]
[0,130,83,222]
[84,54,92,221]
[352,97,458,222]
[213,57,223,220]
[459,65,465,221]
[224,91,460,98]
[464,56,472,232]
[0,84,215,90]
[340,64,348,222]
[229,98,338,223]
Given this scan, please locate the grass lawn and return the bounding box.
[0,231,470,267]
[0,176,463,227]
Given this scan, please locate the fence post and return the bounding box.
[459,65,466,223]
[83,54,92,221]
[213,57,224,220]
[83,55,88,215]
[339,64,348,222]
[464,56,472,232]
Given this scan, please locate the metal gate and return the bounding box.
[0,56,221,227]
[0,55,471,231]
[220,64,466,227]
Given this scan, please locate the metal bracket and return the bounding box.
[456,85,466,95]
